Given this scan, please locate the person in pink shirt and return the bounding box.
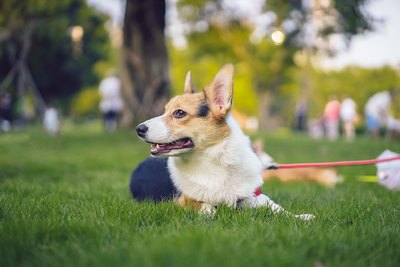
[324,98,341,140]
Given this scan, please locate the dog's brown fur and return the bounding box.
[177,194,205,210]
[161,66,235,211]
[262,168,341,187]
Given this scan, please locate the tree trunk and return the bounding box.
[120,0,170,126]
[258,91,273,132]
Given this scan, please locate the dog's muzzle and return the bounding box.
[136,124,148,138]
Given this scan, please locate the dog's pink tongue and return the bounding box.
[150,140,188,154]
[162,140,184,150]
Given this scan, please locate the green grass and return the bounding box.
[1,123,400,267]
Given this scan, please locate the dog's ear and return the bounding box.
[184,71,197,94]
[203,64,234,119]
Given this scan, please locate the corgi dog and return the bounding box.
[135,64,313,219]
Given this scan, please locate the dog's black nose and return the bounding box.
[136,124,148,137]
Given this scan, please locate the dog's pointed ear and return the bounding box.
[184,71,197,94]
[203,64,234,119]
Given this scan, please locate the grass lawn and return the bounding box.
[1,123,400,267]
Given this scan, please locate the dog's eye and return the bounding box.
[172,109,187,119]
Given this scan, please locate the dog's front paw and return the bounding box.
[199,203,216,217]
[294,213,315,221]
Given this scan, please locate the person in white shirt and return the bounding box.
[364,91,392,137]
[340,97,357,141]
[43,107,60,136]
[99,75,123,132]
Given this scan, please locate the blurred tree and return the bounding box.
[71,86,100,118]
[0,0,110,114]
[168,42,259,116]
[121,0,170,125]
[172,0,295,129]
[174,0,378,130]
[310,66,400,119]
[334,0,376,41]
[119,0,378,127]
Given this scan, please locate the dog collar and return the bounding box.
[254,187,262,196]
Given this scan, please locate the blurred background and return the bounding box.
[0,0,399,137]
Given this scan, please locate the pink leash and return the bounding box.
[267,155,400,170]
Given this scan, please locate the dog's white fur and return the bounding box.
[138,64,314,220]
[168,115,263,207]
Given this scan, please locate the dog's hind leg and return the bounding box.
[246,194,315,220]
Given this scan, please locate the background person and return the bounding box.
[364,90,393,137]
[99,75,123,132]
[324,97,341,140]
[340,97,357,141]
[43,106,60,136]
[294,100,308,132]
[0,93,12,132]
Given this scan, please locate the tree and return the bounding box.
[174,0,378,130]
[0,0,110,114]
[119,0,377,127]
[120,0,170,125]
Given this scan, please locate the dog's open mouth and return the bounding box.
[149,138,194,156]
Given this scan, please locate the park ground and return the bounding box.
[1,122,400,267]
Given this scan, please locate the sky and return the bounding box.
[87,0,124,26]
[87,0,400,70]
[321,0,400,69]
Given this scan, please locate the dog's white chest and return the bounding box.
[168,134,263,206]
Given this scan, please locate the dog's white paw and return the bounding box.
[294,213,315,221]
[244,194,315,220]
[199,203,216,217]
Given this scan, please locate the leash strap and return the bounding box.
[266,155,400,170]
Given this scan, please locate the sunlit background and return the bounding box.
[1,0,399,133]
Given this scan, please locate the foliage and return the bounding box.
[309,66,400,119]
[334,0,377,40]
[70,87,100,118]
[0,0,111,103]
[172,0,381,129]
[168,42,258,115]
[1,126,400,266]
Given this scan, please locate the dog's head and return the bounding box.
[136,64,235,157]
